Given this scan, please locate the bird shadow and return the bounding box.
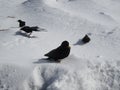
[14,31,38,38]
[73,39,86,46]
[33,58,60,64]
[0,29,9,31]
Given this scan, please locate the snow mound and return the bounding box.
[25,64,83,90]
[0,64,29,90]
[25,60,120,90]
[83,61,120,90]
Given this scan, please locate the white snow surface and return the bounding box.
[0,0,120,90]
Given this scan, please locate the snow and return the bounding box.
[0,0,120,90]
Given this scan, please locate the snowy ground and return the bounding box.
[0,0,120,90]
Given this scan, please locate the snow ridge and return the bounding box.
[25,64,83,90]
[25,61,120,90]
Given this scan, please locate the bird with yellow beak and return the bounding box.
[44,41,71,62]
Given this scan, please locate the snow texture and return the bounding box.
[0,0,120,90]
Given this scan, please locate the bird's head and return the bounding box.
[61,41,70,48]
[17,20,21,22]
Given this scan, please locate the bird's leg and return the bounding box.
[56,59,61,63]
[28,32,32,38]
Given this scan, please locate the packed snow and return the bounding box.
[0,0,120,90]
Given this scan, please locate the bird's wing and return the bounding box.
[44,48,57,57]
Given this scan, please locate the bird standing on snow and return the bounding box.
[44,41,71,62]
[18,20,25,27]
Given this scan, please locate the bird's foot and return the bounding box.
[55,60,61,63]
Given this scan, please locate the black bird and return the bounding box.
[20,26,39,36]
[82,34,91,43]
[44,41,71,62]
[18,20,25,27]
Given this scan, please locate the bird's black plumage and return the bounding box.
[44,41,71,62]
[30,26,39,31]
[82,34,91,43]
[20,26,40,35]
[18,20,25,27]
